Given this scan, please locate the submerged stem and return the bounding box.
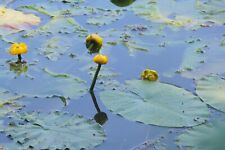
[89,64,101,92]
[90,90,101,112]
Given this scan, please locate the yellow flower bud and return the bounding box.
[9,42,28,55]
[141,69,158,81]
[93,54,108,65]
[86,34,103,53]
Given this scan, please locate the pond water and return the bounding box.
[0,0,225,150]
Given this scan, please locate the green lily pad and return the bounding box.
[196,75,225,112]
[176,120,225,150]
[24,16,87,37]
[166,36,225,79]
[176,42,207,74]
[131,0,225,28]
[221,39,225,47]
[195,0,225,25]
[0,88,23,122]
[0,88,23,106]
[80,63,119,79]
[86,8,124,26]
[39,36,72,61]
[0,68,87,99]
[4,111,106,149]
[100,80,209,127]
[130,136,166,150]
[131,0,195,28]
[100,29,153,55]
[49,0,84,3]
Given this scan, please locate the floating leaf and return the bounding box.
[0,88,23,120]
[20,5,53,16]
[0,6,40,36]
[39,36,71,61]
[131,0,225,28]
[130,137,166,150]
[196,75,225,112]
[0,88,23,106]
[80,63,119,79]
[4,111,106,149]
[196,0,225,25]
[176,42,207,74]
[176,121,225,150]
[181,43,225,79]
[87,8,124,26]
[24,16,87,37]
[100,80,209,127]
[131,0,196,28]
[49,0,84,4]
[221,39,225,47]
[100,29,153,55]
[0,68,87,99]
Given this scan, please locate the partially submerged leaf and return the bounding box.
[100,80,209,127]
[4,111,106,149]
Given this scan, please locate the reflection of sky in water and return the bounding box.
[0,0,225,149]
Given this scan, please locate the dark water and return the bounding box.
[0,0,225,149]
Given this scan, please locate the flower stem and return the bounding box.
[17,54,22,63]
[89,64,101,92]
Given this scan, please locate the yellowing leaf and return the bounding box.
[0,6,40,35]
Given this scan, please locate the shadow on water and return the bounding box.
[8,61,28,76]
[90,91,108,125]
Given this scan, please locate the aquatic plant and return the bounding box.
[9,42,28,63]
[141,68,159,81]
[86,34,103,54]
[90,54,109,91]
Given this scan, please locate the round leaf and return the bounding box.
[100,80,209,127]
[4,111,106,149]
[1,68,87,99]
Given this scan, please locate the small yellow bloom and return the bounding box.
[9,42,28,55]
[93,54,108,65]
[86,34,103,53]
[141,69,158,81]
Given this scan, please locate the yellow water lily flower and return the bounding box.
[9,42,28,55]
[93,54,108,65]
[141,69,158,81]
[86,34,103,53]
